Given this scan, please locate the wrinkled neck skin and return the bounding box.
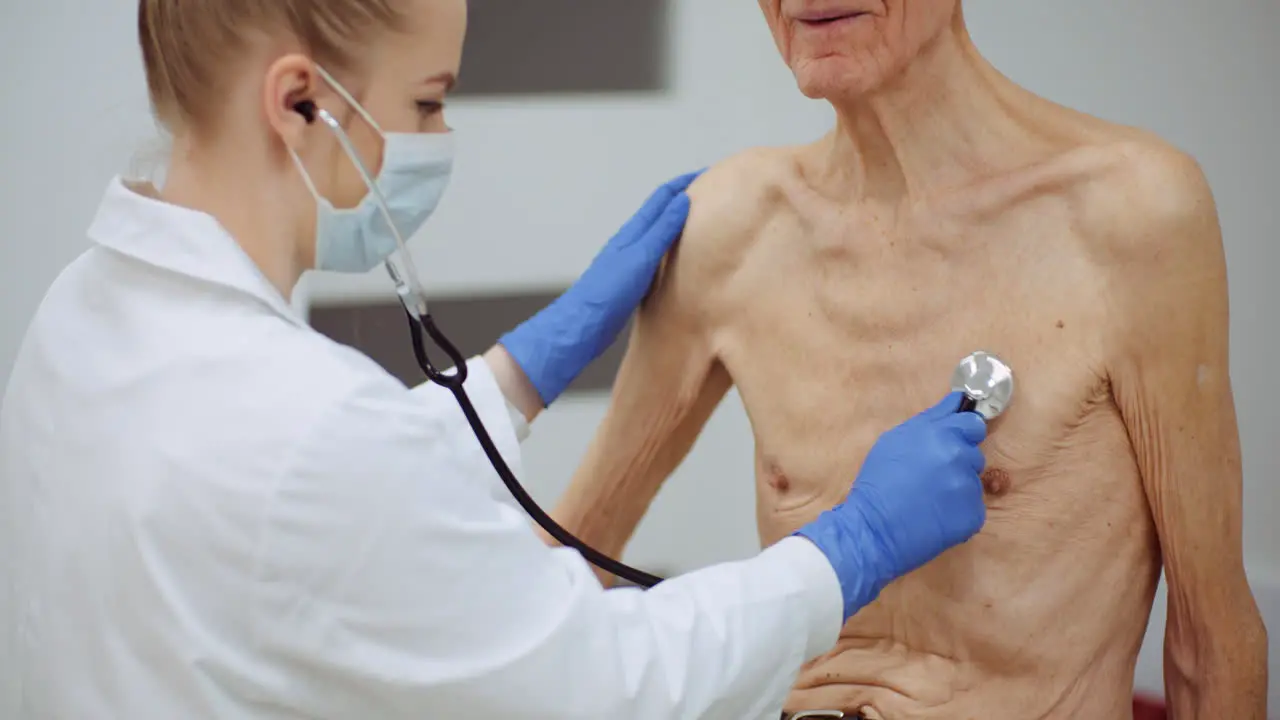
[817,12,1064,204]
[159,132,309,300]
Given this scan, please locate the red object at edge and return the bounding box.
[1133,694,1167,720]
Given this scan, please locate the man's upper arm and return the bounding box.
[550,171,755,575]
[1106,144,1267,714]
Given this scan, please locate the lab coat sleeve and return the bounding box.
[251,377,843,720]
[409,355,531,444]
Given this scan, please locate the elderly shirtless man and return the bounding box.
[551,1,1268,718]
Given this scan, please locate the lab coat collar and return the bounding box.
[87,176,306,326]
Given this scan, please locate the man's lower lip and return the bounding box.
[797,12,868,27]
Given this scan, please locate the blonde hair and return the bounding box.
[137,0,406,132]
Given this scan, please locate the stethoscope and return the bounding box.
[403,311,670,587]
[403,304,1016,593]
[302,101,1017,592]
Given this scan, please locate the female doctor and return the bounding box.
[0,0,990,718]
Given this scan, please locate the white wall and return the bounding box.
[1,0,1276,707]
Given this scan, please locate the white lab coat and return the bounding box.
[0,178,843,719]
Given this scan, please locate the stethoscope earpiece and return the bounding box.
[293,99,318,124]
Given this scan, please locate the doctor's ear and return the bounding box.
[262,54,322,149]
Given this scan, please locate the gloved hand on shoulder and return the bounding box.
[500,171,702,406]
[796,392,989,621]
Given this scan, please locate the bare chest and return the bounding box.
[709,208,1146,545]
[708,208,1163,687]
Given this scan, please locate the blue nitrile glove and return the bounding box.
[796,392,988,621]
[499,171,702,405]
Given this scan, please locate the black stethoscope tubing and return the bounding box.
[406,309,665,589]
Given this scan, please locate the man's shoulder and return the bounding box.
[1069,131,1220,265]
[638,146,802,324]
[675,146,802,268]
[687,146,799,213]
[1063,132,1227,342]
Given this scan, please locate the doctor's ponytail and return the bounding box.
[137,0,406,132]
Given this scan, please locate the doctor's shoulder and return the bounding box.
[243,327,442,440]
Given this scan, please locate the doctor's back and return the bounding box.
[0,179,851,720]
[0,183,430,716]
[1,179,842,720]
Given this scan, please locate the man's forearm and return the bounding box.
[547,498,633,587]
[1166,619,1268,719]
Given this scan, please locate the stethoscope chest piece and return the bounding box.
[951,350,1015,421]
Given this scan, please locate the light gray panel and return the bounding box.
[309,294,629,394]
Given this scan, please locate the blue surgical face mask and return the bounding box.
[290,65,454,273]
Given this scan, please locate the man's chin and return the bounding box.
[792,69,877,104]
